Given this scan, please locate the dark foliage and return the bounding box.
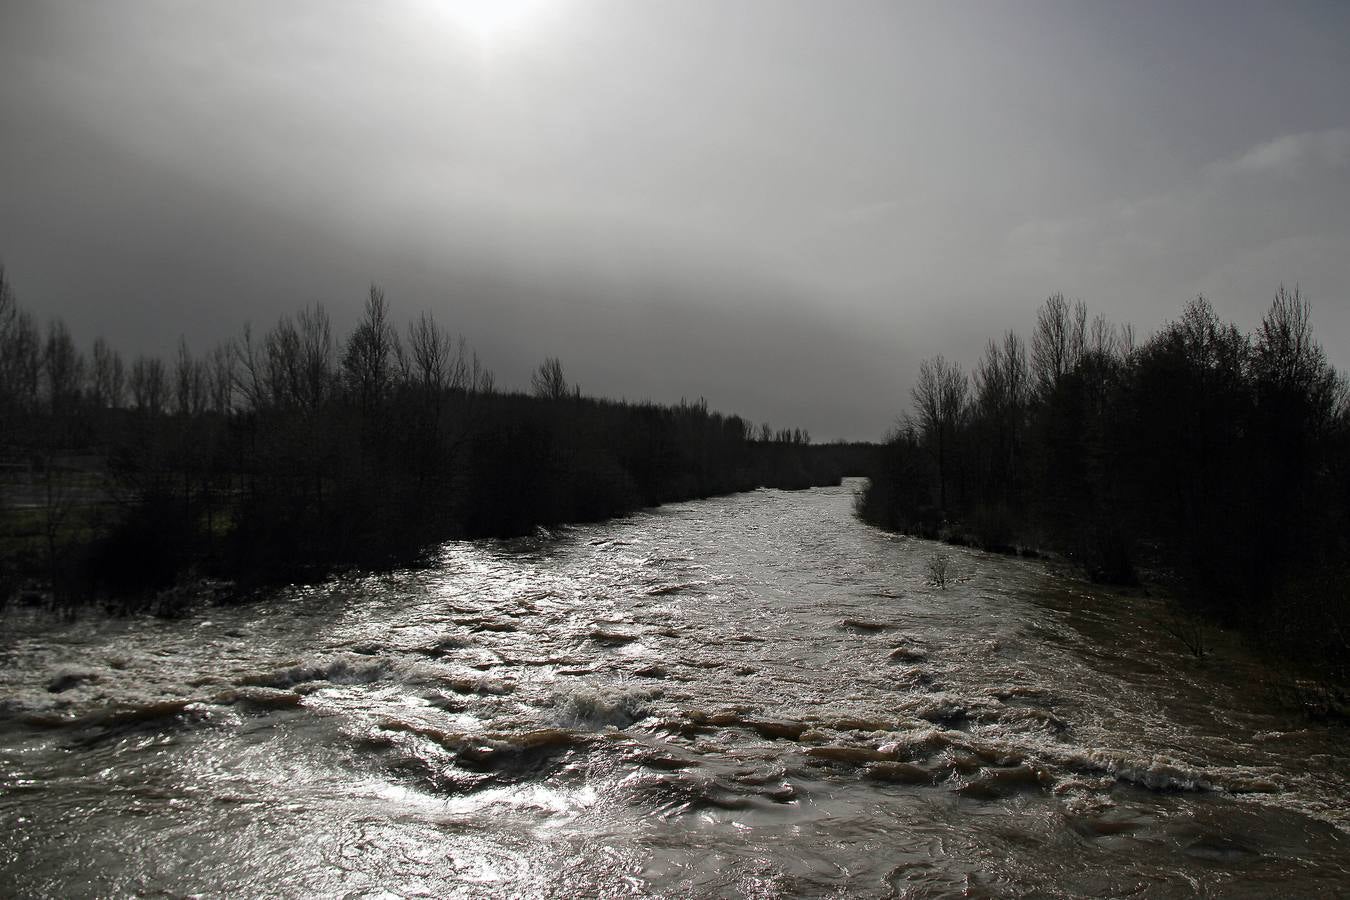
[860,288,1350,678]
[0,271,873,609]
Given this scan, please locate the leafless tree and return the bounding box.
[43,319,85,416]
[531,356,569,401]
[12,312,42,413]
[174,338,209,417]
[0,264,15,370]
[208,342,235,414]
[341,285,399,409]
[129,355,167,415]
[1253,286,1337,412]
[1164,607,1209,661]
[1088,313,1120,359]
[974,331,1029,419]
[1031,293,1086,398]
[296,304,333,410]
[910,354,968,510]
[90,338,126,409]
[259,305,331,412]
[262,315,301,409]
[404,311,462,395]
[232,323,267,412]
[0,269,42,416]
[926,551,952,588]
[973,330,1029,496]
[468,349,495,395]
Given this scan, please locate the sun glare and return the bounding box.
[435,0,550,48]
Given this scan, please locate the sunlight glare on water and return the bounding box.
[1,480,1347,897]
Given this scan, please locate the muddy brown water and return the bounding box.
[1,480,1346,897]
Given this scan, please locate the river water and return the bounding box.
[1,480,1346,898]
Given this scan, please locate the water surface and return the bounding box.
[2,480,1346,897]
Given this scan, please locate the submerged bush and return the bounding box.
[926,552,952,589]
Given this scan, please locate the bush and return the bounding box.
[81,495,200,597]
[969,504,1016,553]
[926,552,952,588]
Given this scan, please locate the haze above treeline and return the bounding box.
[2,1,1348,440]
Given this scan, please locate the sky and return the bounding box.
[2,0,1348,440]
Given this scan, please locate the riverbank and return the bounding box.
[0,280,877,614]
[3,435,871,616]
[860,292,1350,693]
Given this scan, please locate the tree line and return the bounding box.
[858,289,1349,676]
[0,266,868,610]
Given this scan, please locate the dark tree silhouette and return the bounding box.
[0,273,865,613]
[860,288,1350,679]
[342,286,399,411]
[531,356,569,401]
[909,354,967,512]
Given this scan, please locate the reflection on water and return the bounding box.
[2,479,1346,897]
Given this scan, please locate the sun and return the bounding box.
[435,0,551,47]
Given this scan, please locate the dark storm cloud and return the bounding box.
[2,1,1347,438]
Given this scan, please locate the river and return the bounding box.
[1,479,1346,897]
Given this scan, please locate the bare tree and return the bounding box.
[1088,313,1120,359]
[1031,293,1086,398]
[910,354,968,510]
[231,323,263,411]
[208,342,235,414]
[973,330,1029,498]
[257,308,331,413]
[341,285,399,409]
[1253,285,1335,407]
[129,356,167,415]
[8,311,43,414]
[43,319,85,416]
[531,356,569,401]
[263,315,302,409]
[0,267,15,436]
[0,269,42,416]
[174,338,209,417]
[296,304,333,410]
[0,264,14,336]
[261,305,332,412]
[926,551,953,588]
[974,331,1029,419]
[468,349,495,395]
[404,311,460,395]
[0,264,15,378]
[90,338,126,409]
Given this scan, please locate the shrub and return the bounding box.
[926,551,952,588]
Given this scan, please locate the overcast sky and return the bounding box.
[2,1,1348,439]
